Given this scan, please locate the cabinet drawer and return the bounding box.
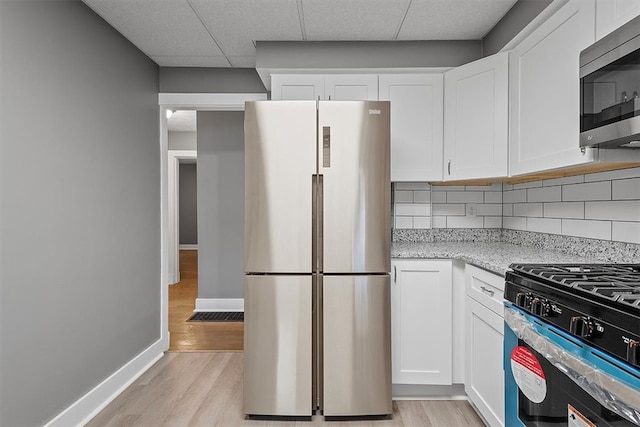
[465,265,504,316]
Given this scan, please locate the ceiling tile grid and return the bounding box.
[83,0,521,68]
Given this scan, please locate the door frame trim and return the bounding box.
[158,93,267,348]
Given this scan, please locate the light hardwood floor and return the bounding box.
[169,250,243,352]
[87,352,486,427]
[92,251,486,426]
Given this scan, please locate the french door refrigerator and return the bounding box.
[243,100,392,418]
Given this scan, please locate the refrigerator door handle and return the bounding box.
[312,174,317,272]
[394,265,397,283]
[318,175,324,272]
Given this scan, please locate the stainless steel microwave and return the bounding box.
[580,14,640,149]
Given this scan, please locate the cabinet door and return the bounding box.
[271,75,324,100]
[444,53,508,181]
[465,297,504,427]
[596,0,640,40]
[380,75,444,182]
[509,0,597,176]
[324,75,378,101]
[391,259,452,385]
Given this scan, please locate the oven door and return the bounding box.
[504,305,640,427]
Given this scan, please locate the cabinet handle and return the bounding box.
[480,286,495,297]
[394,266,397,284]
[448,160,451,175]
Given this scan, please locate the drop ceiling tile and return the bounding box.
[301,0,410,40]
[397,0,517,40]
[150,55,232,67]
[188,0,303,57]
[83,0,224,57]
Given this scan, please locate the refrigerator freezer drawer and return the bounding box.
[322,275,392,416]
[244,275,313,416]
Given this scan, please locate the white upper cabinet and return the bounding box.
[271,74,324,100]
[379,74,444,182]
[596,0,640,40]
[444,53,508,181]
[270,74,377,101]
[324,75,378,100]
[509,0,597,176]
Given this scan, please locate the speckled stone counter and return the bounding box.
[392,241,601,277]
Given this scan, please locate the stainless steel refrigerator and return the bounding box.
[243,100,391,418]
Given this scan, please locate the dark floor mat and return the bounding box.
[187,311,244,322]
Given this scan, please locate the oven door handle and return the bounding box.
[505,307,640,425]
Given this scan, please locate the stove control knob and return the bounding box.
[628,341,640,366]
[515,292,527,308]
[570,316,595,338]
[532,299,552,317]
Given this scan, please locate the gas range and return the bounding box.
[505,264,640,368]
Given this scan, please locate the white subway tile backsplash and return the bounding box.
[612,221,640,244]
[447,191,484,203]
[395,216,413,229]
[503,217,527,231]
[393,168,640,244]
[432,216,447,228]
[527,217,562,234]
[432,203,465,216]
[504,189,527,203]
[395,190,413,203]
[543,202,585,219]
[447,216,484,228]
[514,181,543,190]
[612,177,640,200]
[395,182,430,190]
[476,204,503,216]
[396,203,431,217]
[484,216,503,228]
[562,181,611,201]
[527,186,561,202]
[562,219,611,240]
[413,216,431,229]
[542,175,584,186]
[413,190,431,203]
[431,191,447,203]
[513,203,543,218]
[585,200,640,221]
[584,166,640,182]
[485,191,503,204]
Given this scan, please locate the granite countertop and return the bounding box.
[392,241,601,277]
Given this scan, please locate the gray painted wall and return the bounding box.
[196,112,244,299]
[169,131,197,150]
[482,0,553,56]
[0,2,160,426]
[179,163,198,245]
[159,67,266,93]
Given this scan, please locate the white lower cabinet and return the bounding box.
[391,259,452,385]
[465,265,505,427]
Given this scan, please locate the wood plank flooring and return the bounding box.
[87,352,486,427]
[169,250,243,352]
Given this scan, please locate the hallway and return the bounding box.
[169,250,244,352]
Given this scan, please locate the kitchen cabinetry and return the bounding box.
[270,74,377,100]
[391,259,452,385]
[444,53,508,181]
[465,265,504,427]
[595,0,640,40]
[509,0,597,176]
[379,74,444,181]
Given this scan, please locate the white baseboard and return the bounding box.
[179,244,198,250]
[195,298,244,312]
[44,339,165,427]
